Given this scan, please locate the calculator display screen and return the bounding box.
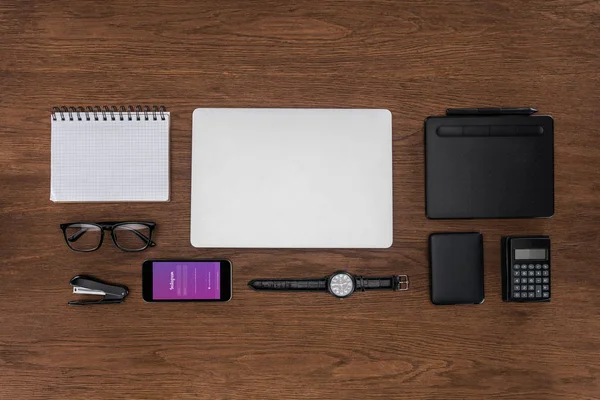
[515,248,547,260]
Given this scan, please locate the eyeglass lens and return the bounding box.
[64,223,102,251]
[113,223,152,251]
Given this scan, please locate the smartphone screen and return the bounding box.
[142,259,232,302]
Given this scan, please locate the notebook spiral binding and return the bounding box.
[52,105,167,121]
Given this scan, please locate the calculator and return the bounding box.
[502,236,551,302]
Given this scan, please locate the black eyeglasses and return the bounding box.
[60,222,156,252]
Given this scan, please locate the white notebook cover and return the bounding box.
[191,108,393,248]
[50,108,170,202]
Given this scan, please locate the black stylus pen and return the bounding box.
[446,107,537,116]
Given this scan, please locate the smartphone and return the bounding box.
[142,259,232,302]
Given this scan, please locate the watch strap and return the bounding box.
[355,275,409,291]
[249,279,327,291]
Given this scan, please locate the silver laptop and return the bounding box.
[191,108,393,248]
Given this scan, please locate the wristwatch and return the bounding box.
[248,271,409,298]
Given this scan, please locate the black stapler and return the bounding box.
[69,275,129,306]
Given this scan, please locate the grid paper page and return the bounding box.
[50,113,170,202]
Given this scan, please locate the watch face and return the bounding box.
[328,272,354,298]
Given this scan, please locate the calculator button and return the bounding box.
[535,285,542,298]
[542,292,549,298]
[521,264,528,269]
[514,292,521,298]
[528,271,535,276]
[543,271,549,276]
[543,264,549,269]
[513,264,520,270]
[528,292,535,298]
[535,271,542,276]
[513,270,520,276]
[528,264,534,269]
[535,278,542,284]
[528,285,535,291]
[514,278,520,284]
[542,285,549,291]
[514,285,520,291]
[542,278,549,284]
[521,278,528,284]
[535,264,541,269]
[528,278,535,284]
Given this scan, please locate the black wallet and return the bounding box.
[430,232,484,305]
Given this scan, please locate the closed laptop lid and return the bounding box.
[191,108,393,248]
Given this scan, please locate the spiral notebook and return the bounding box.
[50,105,170,202]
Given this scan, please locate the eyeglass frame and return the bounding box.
[60,221,156,252]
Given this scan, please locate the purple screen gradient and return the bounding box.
[152,261,220,300]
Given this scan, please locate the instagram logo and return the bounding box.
[169,271,175,290]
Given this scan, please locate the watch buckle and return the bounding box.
[397,275,409,291]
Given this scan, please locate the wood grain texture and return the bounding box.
[1,0,599,399]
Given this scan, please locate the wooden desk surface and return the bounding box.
[1,1,599,399]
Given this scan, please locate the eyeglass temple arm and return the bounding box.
[68,227,156,246]
[122,227,156,246]
[67,228,89,242]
